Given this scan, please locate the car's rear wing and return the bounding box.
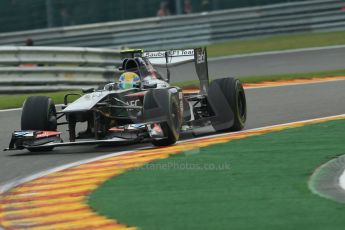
[143,49,194,66]
[144,48,209,95]
[120,48,209,95]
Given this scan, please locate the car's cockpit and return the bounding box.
[121,57,164,80]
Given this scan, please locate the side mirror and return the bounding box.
[104,83,119,91]
[143,83,157,89]
[82,88,95,94]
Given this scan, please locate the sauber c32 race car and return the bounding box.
[5,47,247,152]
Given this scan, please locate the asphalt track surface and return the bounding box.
[209,46,345,78]
[170,46,345,82]
[1,79,345,188]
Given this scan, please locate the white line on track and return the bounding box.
[338,169,345,192]
[0,108,22,113]
[209,45,345,61]
[0,104,64,113]
[0,149,144,194]
[179,114,345,144]
[1,113,345,195]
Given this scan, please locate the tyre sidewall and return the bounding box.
[232,79,246,130]
[146,89,181,146]
[21,96,57,131]
[210,77,246,131]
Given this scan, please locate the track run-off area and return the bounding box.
[0,113,345,229]
[1,76,345,229]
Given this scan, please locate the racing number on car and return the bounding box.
[196,48,206,64]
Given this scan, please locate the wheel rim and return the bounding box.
[171,101,179,130]
[238,90,246,121]
[48,105,57,130]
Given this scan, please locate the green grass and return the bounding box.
[0,91,81,110]
[173,69,345,88]
[207,31,345,57]
[89,119,345,230]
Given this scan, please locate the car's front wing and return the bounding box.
[4,123,166,151]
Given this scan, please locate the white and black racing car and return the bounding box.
[5,48,247,152]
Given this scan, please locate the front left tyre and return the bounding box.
[21,96,57,152]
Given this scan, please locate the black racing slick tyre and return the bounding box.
[152,97,180,146]
[143,89,182,147]
[209,77,247,132]
[21,96,57,152]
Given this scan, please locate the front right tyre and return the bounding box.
[143,89,182,147]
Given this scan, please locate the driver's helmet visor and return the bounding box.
[119,72,141,89]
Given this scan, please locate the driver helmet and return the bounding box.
[118,72,141,89]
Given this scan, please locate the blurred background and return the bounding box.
[0,0,305,33]
[0,0,344,93]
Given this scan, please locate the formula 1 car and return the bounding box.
[5,47,247,152]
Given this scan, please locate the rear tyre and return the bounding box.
[21,96,57,152]
[210,77,247,131]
